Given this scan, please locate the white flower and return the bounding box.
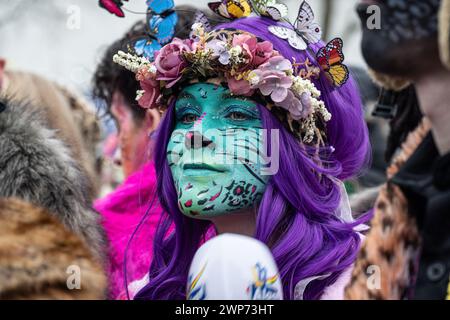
[191,23,205,38]
[113,50,152,73]
[191,22,203,32]
[229,45,243,57]
[247,71,261,86]
[136,90,145,101]
[149,65,157,74]
[291,76,321,98]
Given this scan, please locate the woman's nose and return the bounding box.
[185,131,215,149]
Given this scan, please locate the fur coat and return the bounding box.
[2,70,101,197]
[345,119,430,299]
[0,198,106,299]
[0,97,105,260]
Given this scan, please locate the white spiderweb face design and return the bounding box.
[168,126,270,218]
[166,83,273,218]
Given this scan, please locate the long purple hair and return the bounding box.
[135,17,371,300]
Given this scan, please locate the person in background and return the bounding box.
[346,0,450,300]
[0,59,105,260]
[93,20,161,179]
[115,7,371,299]
[0,95,107,299]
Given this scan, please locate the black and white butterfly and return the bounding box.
[268,1,322,51]
[190,10,213,42]
[194,10,212,31]
[251,0,288,21]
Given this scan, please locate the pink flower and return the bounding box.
[247,55,294,103]
[276,91,312,120]
[136,65,156,82]
[226,76,255,96]
[154,38,191,88]
[137,78,160,109]
[259,56,292,73]
[252,69,292,103]
[232,34,258,62]
[253,41,273,66]
[299,92,313,118]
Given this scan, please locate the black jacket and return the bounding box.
[392,133,450,299]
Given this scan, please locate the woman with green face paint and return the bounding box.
[114,3,371,300]
[167,83,268,224]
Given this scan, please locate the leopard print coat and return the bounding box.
[345,119,431,299]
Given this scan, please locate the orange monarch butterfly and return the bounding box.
[316,38,349,88]
[208,0,252,19]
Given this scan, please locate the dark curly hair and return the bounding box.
[92,5,221,123]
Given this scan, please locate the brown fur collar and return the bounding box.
[0,198,107,300]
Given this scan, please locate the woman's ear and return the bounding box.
[145,108,161,135]
[439,0,450,69]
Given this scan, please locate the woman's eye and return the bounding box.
[228,111,249,121]
[181,114,199,124]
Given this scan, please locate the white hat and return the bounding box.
[187,233,283,300]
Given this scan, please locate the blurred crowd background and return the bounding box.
[0,0,386,195]
[0,0,366,91]
[1,0,450,301]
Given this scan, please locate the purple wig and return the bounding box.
[135,17,371,300]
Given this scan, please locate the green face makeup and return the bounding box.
[167,83,269,218]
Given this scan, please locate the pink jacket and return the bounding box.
[94,162,163,299]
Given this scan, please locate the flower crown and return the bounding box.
[114,24,331,144]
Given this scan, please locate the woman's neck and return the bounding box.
[415,68,450,155]
[210,209,257,237]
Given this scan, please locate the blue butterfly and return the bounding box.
[134,0,178,60]
[146,0,175,15]
[148,10,178,45]
[134,39,161,61]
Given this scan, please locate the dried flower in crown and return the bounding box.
[113,26,332,144]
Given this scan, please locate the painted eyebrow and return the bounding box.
[220,92,253,102]
[220,93,257,111]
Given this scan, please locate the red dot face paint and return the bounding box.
[209,187,223,202]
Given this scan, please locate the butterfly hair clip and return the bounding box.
[208,0,252,20]
[208,0,287,21]
[98,0,129,18]
[251,0,288,21]
[316,38,349,87]
[268,1,322,51]
[190,11,213,41]
[134,0,178,61]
